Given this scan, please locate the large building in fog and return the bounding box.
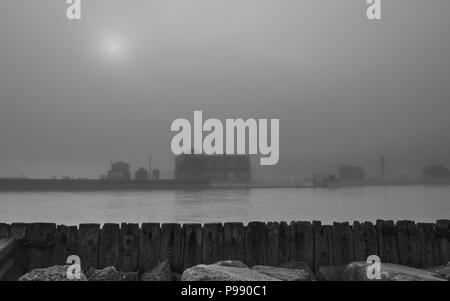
[175,154,251,183]
[106,161,131,180]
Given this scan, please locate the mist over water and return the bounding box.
[1,186,448,225]
[1,0,450,181]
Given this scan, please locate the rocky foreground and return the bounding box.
[18,260,450,281]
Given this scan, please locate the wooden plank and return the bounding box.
[267,222,280,266]
[244,222,268,267]
[160,223,183,273]
[435,219,450,265]
[52,225,78,266]
[278,221,291,265]
[417,223,439,267]
[10,223,31,240]
[289,221,313,267]
[397,220,421,267]
[376,220,399,264]
[118,223,139,272]
[223,222,245,262]
[0,223,9,239]
[78,223,100,271]
[0,238,18,264]
[182,223,202,269]
[0,257,15,280]
[8,223,31,278]
[98,223,120,269]
[0,239,17,280]
[313,221,332,271]
[331,222,353,265]
[353,221,378,261]
[138,223,160,272]
[27,223,56,270]
[202,223,223,265]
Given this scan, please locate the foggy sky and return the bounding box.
[1,0,449,180]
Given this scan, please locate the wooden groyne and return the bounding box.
[0,220,449,280]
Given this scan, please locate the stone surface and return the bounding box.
[18,265,87,281]
[86,266,121,281]
[252,265,316,281]
[278,261,310,270]
[316,265,347,281]
[181,264,280,281]
[119,271,138,281]
[427,264,450,280]
[318,262,447,281]
[140,260,174,281]
[213,260,248,269]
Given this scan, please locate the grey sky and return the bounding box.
[0,0,449,180]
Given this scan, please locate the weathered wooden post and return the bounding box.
[182,223,202,270]
[223,222,244,262]
[160,223,183,273]
[98,223,120,269]
[78,223,100,271]
[313,221,332,271]
[138,223,160,272]
[245,222,268,267]
[353,221,378,261]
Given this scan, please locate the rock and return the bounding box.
[18,265,87,281]
[316,265,347,281]
[119,271,139,281]
[181,264,280,281]
[426,265,450,280]
[213,260,248,269]
[318,262,447,281]
[278,261,311,270]
[86,266,120,281]
[140,260,174,281]
[251,265,316,281]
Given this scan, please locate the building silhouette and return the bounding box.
[107,161,131,180]
[175,154,250,183]
[135,167,149,181]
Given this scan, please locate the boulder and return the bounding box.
[316,265,347,281]
[119,271,139,281]
[318,262,447,281]
[426,264,450,280]
[86,266,120,281]
[251,265,316,281]
[181,264,280,281]
[140,260,174,281]
[18,265,87,281]
[213,260,248,269]
[278,261,311,270]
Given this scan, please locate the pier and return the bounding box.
[1,220,449,280]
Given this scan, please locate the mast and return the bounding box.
[149,154,152,181]
[380,154,385,186]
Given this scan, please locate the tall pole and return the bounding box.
[149,154,152,181]
[380,154,385,186]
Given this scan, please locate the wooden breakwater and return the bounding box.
[0,220,449,280]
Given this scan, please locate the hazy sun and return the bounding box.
[101,35,126,59]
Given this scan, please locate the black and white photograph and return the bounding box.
[0,0,449,290]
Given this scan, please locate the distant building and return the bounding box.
[107,161,131,180]
[152,169,160,180]
[338,165,365,185]
[423,165,450,182]
[135,167,149,181]
[175,154,250,183]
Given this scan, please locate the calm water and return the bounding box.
[0,186,449,225]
